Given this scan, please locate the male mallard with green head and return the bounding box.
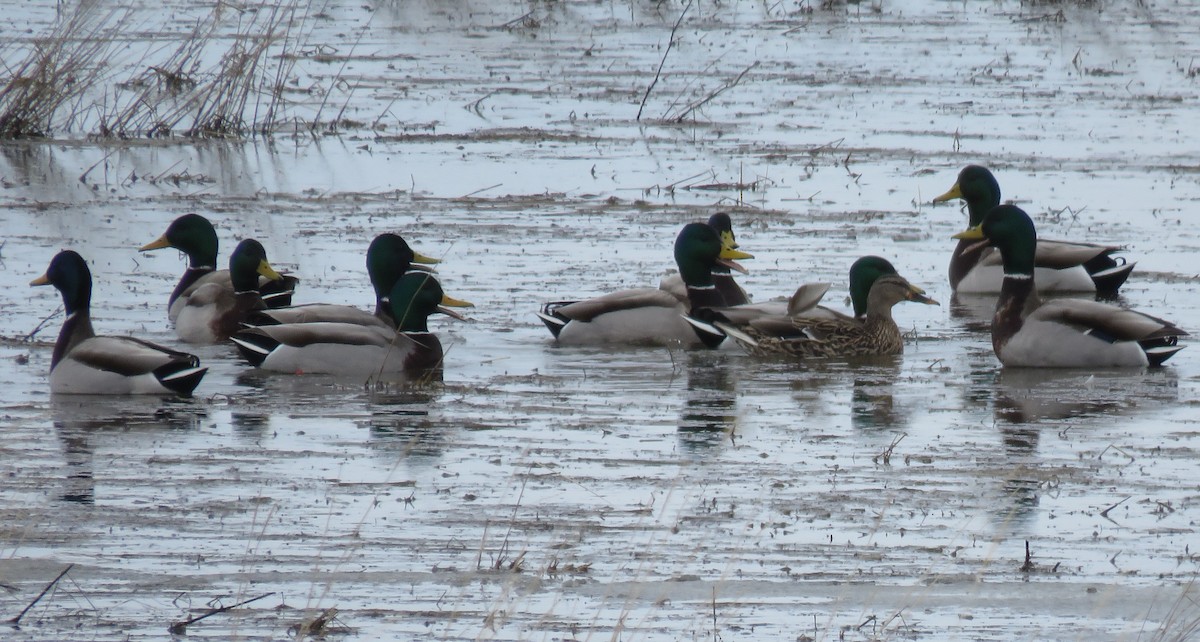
[248,233,441,329]
[660,213,751,306]
[231,272,473,378]
[953,205,1184,367]
[31,251,207,395]
[933,165,1133,296]
[173,239,285,344]
[139,213,299,321]
[538,222,753,348]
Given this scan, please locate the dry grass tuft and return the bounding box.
[2,1,305,140]
[0,5,125,138]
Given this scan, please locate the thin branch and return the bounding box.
[168,592,275,634]
[667,60,759,123]
[10,564,73,625]
[637,0,691,121]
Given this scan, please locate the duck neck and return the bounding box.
[861,300,903,355]
[396,314,430,333]
[712,272,747,306]
[187,228,220,269]
[993,274,1033,353]
[374,296,397,328]
[679,258,725,311]
[235,290,267,313]
[965,198,995,228]
[52,310,95,370]
[169,266,215,308]
[949,239,988,290]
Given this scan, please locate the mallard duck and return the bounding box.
[173,239,284,344]
[30,251,207,395]
[230,272,473,378]
[714,256,939,358]
[537,222,753,347]
[953,204,1185,367]
[932,165,1134,296]
[709,256,902,326]
[660,213,751,305]
[139,213,299,322]
[247,233,440,329]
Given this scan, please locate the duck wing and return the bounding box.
[1030,299,1187,342]
[550,288,682,322]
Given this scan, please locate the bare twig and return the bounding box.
[25,306,63,341]
[666,60,759,123]
[637,0,691,121]
[168,592,275,634]
[1020,540,1035,572]
[9,564,73,625]
[1100,495,1132,521]
[873,432,907,465]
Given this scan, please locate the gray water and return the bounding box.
[2,1,1200,640]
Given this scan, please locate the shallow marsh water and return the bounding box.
[2,0,1200,640]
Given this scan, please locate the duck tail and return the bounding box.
[1087,255,1135,299]
[535,301,574,339]
[230,330,278,368]
[153,361,208,396]
[260,275,299,308]
[1140,334,1185,367]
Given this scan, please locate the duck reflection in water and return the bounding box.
[847,355,904,431]
[367,387,446,464]
[677,352,738,454]
[992,368,1177,425]
[984,368,1178,530]
[52,396,203,505]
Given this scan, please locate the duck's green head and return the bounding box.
[229,239,283,292]
[952,204,1037,276]
[31,250,92,314]
[674,222,752,287]
[140,213,220,267]
[389,272,473,333]
[933,165,1002,227]
[848,255,898,317]
[366,233,440,300]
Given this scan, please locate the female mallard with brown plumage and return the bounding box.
[537,222,753,348]
[714,256,939,358]
[139,213,299,322]
[953,205,1184,367]
[932,165,1133,296]
[31,251,207,395]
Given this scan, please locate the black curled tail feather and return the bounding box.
[152,357,207,396]
[230,330,279,368]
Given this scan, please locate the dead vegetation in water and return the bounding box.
[0,1,304,140]
[0,5,125,138]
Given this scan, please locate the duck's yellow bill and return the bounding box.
[951,225,985,241]
[720,247,753,261]
[257,260,284,281]
[412,251,441,265]
[438,294,473,320]
[30,273,50,286]
[932,182,962,204]
[139,235,172,251]
[719,230,739,251]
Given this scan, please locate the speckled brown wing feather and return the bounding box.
[733,316,904,358]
